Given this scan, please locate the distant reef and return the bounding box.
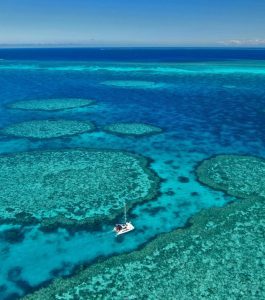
[0,149,159,228]
[23,196,265,299]
[104,122,162,137]
[7,98,95,111]
[101,80,168,89]
[1,119,95,139]
[196,154,265,198]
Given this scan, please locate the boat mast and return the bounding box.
[124,201,127,223]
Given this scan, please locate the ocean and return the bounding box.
[0,48,265,299]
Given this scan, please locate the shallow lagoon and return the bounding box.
[1,55,265,299]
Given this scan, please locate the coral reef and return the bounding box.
[101,80,168,89]
[0,149,159,227]
[23,196,265,299]
[196,154,265,198]
[104,123,162,137]
[8,98,95,111]
[1,120,95,139]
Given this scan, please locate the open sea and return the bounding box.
[0,48,265,299]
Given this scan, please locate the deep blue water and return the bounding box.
[0,48,265,299]
[1,47,265,62]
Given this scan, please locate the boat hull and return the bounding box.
[114,222,135,236]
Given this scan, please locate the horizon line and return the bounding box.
[1,44,265,49]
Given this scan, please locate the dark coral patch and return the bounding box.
[7,267,22,282]
[164,160,174,165]
[142,206,166,216]
[165,190,175,196]
[178,176,190,183]
[0,284,7,293]
[172,166,180,170]
[191,192,199,197]
[0,228,25,244]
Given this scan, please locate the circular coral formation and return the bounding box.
[104,123,162,137]
[196,154,265,198]
[101,80,167,89]
[1,120,95,139]
[0,149,159,227]
[8,98,95,111]
[23,197,265,300]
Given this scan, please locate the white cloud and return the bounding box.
[219,39,265,46]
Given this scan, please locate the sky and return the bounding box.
[0,0,265,46]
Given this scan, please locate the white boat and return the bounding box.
[114,221,135,236]
[113,202,135,236]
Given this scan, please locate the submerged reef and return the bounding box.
[104,122,162,137]
[196,154,265,198]
[0,149,159,227]
[23,196,265,299]
[101,80,168,89]
[1,120,95,139]
[8,98,95,111]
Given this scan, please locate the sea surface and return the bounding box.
[0,48,265,299]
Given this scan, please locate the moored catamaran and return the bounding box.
[113,202,135,236]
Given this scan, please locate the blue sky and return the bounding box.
[0,0,264,46]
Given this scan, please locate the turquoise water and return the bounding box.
[1,51,265,299]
